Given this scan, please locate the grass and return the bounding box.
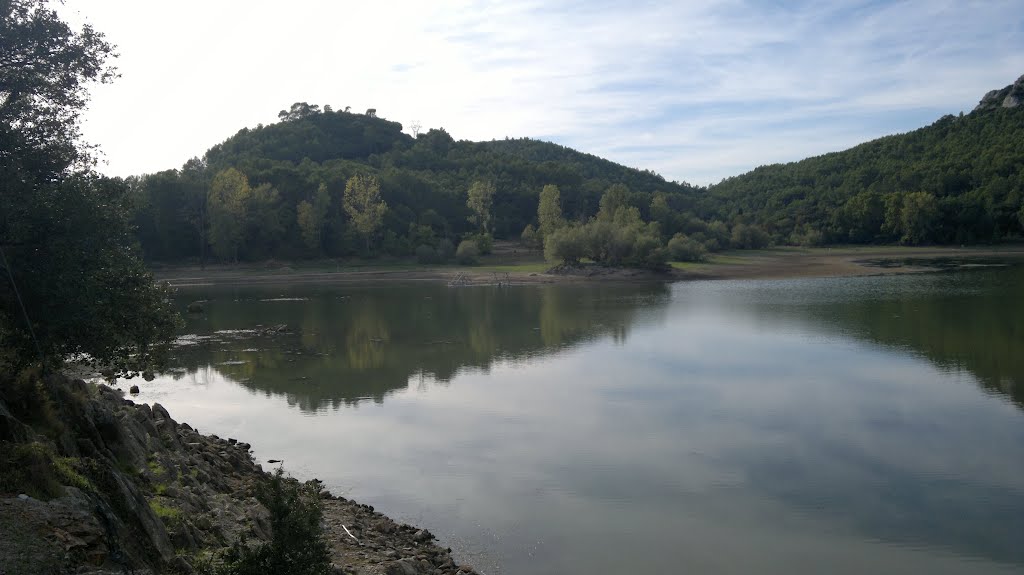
[0,442,92,499]
[149,499,181,522]
[474,262,551,273]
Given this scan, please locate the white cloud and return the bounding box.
[63,0,1024,185]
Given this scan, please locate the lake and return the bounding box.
[127,267,1024,574]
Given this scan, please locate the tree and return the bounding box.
[899,191,940,245]
[597,184,630,222]
[343,174,387,252]
[208,168,251,261]
[1,1,178,378]
[467,180,496,234]
[278,102,320,122]
[296,183,330,251]
[538,184,564,239]
[543,225,586,265]
[246,182,284,257]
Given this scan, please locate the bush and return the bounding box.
[0,441,90,500]
[520,224,541,250]
[415,244,440,264]
[543,225,586,265]
[198,468,331,575]
[789,226,825,247]
[730,223,771,249]
[667,234,707,262]
[455,240,479,265]
[474,232,493,255]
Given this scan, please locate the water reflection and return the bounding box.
[672,265,1024,409]
[167,283,671,411]
[138,270,1024,574]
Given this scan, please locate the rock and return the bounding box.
[412,529,433,543]
[172,555,196,574]
[129,385,140,395]
[186,301,204,313]
[974,74,1024,112]
[385,559,422,575]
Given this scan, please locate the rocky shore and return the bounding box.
[0,375,479,575]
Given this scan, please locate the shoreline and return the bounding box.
[151,245,1024,288]
[0,376,480,575]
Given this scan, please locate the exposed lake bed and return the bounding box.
[120,259,1024,574]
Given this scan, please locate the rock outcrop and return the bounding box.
[973,74,1024,112]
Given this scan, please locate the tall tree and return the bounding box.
[297,183,331,251]
[343,174,387,252]
[899,191,940,245]
[538,184,565,239]
[207,167,251,261]
[467,180,496,233]
[597,184,630,221]
[1,0,178,377]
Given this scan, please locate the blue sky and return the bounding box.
[64,0,1024,186]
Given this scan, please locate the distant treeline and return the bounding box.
[129,98,1024,265]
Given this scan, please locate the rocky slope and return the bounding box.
[0,374,478,575]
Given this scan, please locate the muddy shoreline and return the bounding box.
[151,246,1024,288]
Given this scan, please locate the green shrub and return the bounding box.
[472,232,493,255]
[197,468,331,575]
[455,240,479,265]
[415,244,440,264]
[667,234,707,262]
[0,441,90,499]
[730,223,771,249]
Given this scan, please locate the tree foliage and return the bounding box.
[343,174,387,252]
[466,180,496,234]
[1,0,178,378]
[208,168,251,261]
[704,105,1024,245]
[537,184,565,239]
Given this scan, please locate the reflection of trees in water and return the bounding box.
[746,267,1024,410]
[166,283,670,411]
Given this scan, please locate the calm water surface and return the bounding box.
[127,268,1024,574]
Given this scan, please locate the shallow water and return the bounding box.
[126,267,1024,574]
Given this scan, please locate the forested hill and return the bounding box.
[132,76,1024,264]
[133,103,700,262]
[701,75,1024,245]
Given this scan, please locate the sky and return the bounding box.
[61,0,1024,186]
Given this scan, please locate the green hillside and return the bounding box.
[702,76,1024,245]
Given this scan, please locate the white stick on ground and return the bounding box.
[342,524,359,543]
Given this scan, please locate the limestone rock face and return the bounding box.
[973,74,1024,112]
